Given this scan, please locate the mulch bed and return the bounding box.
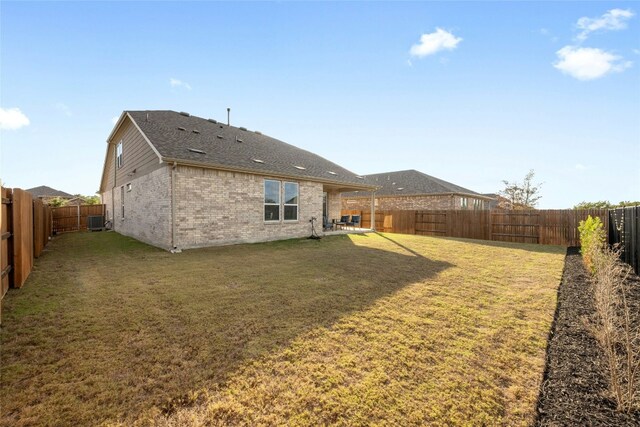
[536,247,640,426]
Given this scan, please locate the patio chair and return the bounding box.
[336,215,350,230]
[347,215,360,229]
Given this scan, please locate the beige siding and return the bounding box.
[109,116,161,188]
[102,145,115,191]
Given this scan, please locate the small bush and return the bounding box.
[578,215,606,272]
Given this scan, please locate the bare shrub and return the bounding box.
[588,246,640,413]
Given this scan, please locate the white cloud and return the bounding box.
[576,8,635,41]
[575,163,587,171]
[111,116,119,125]
[538,28,559,43]
[170,78,192,90]
[554,45,632,80]
[55,102,72,116]
[409,28,462,58]
[0,107,30,130]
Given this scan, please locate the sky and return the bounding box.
[1,1,639,209]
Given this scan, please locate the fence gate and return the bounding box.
[491,211,540,244]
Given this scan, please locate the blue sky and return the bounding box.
[1,1,638,208]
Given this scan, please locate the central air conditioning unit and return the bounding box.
[87,215,104,231]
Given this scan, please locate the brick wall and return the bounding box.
[342,194,489,211]
[326,190,343,222]
[108,166,173,249]
[101,190,113,223]
[173,166,323,249]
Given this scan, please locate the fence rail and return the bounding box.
[342,208,609,247]
[1,187,53,322]
[609,206,640,275]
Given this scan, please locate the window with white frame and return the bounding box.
[283,182,299,221]
[116,141,123,168]
[460,197,468,209]
[473,199,482,210]
[264,180,300,222]
[264,180,280,221]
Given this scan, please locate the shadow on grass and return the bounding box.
[404,232,566,255]
[0,231,453,426]
[374,231,434,258]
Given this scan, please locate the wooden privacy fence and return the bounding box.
[52,204,105,233]
[1,187,53,321]
[342,208,609,247]
[609,206,640,275]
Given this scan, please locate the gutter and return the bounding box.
[344,191,495,201]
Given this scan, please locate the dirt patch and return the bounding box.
[536,247,640,426]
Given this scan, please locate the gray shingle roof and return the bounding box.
[26,186,73,198]
[127,111,373,188]
[342,170,486,197]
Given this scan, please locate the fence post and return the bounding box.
[77,204,80,231]
[488,210,493,241]
[11,189,34,288]
[1,188,13,315]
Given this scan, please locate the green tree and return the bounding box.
[574,201,614,209]
[82,195,101,205]
[574,200,640,209]
[72,194,101,205]
[48,197,67,207]
[498,169,542,210]
[616,200,640,207]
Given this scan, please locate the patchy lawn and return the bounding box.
[0,231,565,426]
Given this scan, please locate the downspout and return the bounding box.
[112,146,116,227]
[370,191,376,231]
[170,162,180,253]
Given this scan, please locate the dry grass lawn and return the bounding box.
[0,231,565,426]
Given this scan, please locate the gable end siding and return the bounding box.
[109,117,162,188]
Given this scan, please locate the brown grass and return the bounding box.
[0,231,565,426]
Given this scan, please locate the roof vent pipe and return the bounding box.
[227,107,230,126]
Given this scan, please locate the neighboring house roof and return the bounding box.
[342,170,492,199]
[109,110,375,190]
[26,186,73,199]
[482,193,504,208]
[65,197,85,205]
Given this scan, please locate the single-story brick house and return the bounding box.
[99,110,377,251]
[26,185,74,204]
[341,170,494,211]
